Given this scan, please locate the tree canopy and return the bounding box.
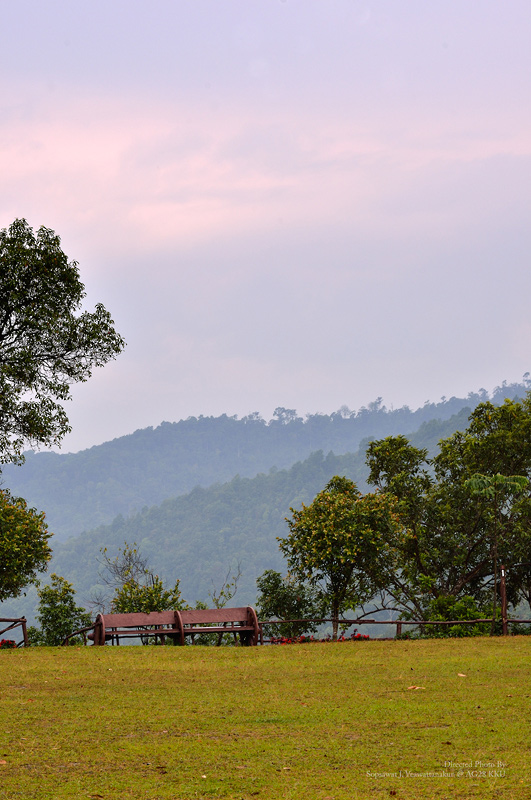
[98,542,187,615]
[0,488,51,601]
[365,395,531,621]
[279,476,400,638]
[0,218,125,465]
[111,575,186,615]
[277,396,531,636]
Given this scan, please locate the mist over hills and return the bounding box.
[47,407,480,607]
[0,411,472,623]
[1,379,529,624]
[1,379,526,543]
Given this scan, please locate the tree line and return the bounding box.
[3,386,528,542]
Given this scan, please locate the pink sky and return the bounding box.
[1,1,531,451]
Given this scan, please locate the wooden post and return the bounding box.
[500,564,508,636]
[396,622,402,638]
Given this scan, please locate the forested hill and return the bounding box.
[51,450,366,610]
[0,400,517,623]
[1,380,528,541]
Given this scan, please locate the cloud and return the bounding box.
[2,82,529,265]
[2,1,531,451]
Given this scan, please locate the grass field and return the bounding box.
[1,638,530,799]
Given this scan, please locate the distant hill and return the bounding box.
[0,402,507,625]
[51,450,367,609]
[1,379,527,541]
[0,449,364,623]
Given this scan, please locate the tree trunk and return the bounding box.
[332,598,339,641]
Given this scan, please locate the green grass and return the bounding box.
[1,638,530,799]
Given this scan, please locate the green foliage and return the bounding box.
[95,541,151,611]
[95,541,187,615]
[423,596,491,638]
[465,472,529,631]
[28,574,91,646]
[111,575,186,614]
[0,218,125,465]
[366,394,531,620]
[256,569,324,638]
[280,476,401,639]
[0,488,51,601]
[465,473,529,499]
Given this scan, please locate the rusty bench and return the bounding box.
[68,606,259,646]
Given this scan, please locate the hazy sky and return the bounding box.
[2,1,531,452]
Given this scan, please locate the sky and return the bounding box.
[2,1,531,452]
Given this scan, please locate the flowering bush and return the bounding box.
[0,638,16,649]
[269,630,369,645]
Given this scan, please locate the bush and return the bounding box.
[256,569,325,639]
[29,574,92,646]
[420,595,491,638]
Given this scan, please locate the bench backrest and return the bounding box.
[179,607,251,625]
[97,611,177,629]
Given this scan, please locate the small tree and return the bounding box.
[208,563,242,609]
[111,575,186,614]
[279,476,400,639]
[91,541,151,612]
[99,542,187,644]
[99,541,151,588]
[256,569,324,638]
[29,574,91,646]
[0,489,51,601]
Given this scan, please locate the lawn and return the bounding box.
[0,637,529,799]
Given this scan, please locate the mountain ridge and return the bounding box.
[2,379,527,541]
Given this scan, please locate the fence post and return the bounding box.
[500,565,508,636]
[396,622,402,638]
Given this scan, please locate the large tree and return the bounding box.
[279,476,400,639]
[366,395,531,621]
[0,218,125,465]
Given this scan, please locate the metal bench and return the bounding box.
[66,606,259,646]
